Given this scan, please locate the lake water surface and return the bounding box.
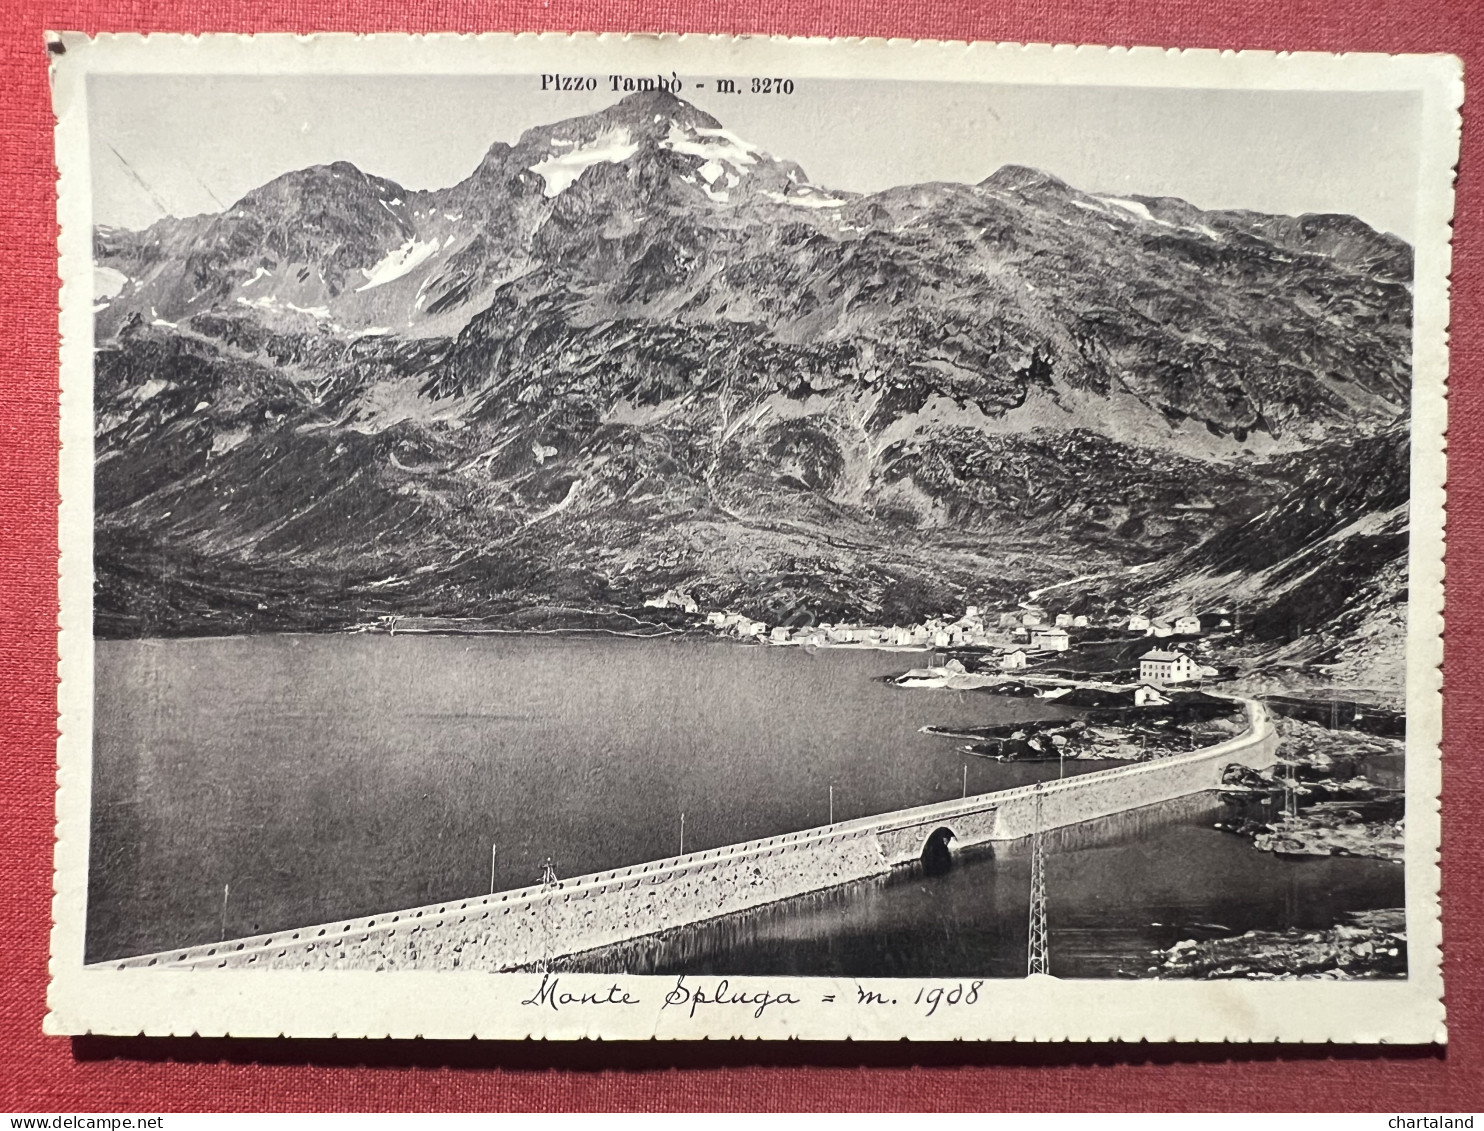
[89,633,1403,973]
[90,633,1081,961]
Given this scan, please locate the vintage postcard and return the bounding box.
[47,33,1458,1041]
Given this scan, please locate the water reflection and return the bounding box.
[556,791,1405,979]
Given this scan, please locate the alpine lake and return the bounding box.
[88,632,1404,974]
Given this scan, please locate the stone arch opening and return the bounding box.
[921,826,955,875]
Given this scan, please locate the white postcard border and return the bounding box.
[47,31,1460,1042]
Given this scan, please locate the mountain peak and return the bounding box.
[516,90,724,152]
[980,165,1072,194]
[603,89,723,136]
[611,87,695,118]
[231,160,407,215]
[489,92,796,202]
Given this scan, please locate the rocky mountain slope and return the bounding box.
[1104,426,1411,692]
[92,90,1413,676]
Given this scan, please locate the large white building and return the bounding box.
[1139,649,1200,684]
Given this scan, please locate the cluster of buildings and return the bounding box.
[1126,611,1231,637]
[641,588,1231,684]
[643,592,1072,666]
[1019,605,1232,638]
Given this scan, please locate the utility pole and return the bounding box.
[489,842,497,895]
[1027,785,1049,977]
[220,883,229,942]
[829,785,834,825]
[679,812,685,856]
[962,764,968,798]
[538,858,558,974]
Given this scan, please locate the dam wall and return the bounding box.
[985,700,1280,841]
[103,700,1277,973]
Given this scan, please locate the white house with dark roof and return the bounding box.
[1139,649,1200,685]
[1031,627,1072,652]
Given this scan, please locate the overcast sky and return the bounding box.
[89,74,1422,242]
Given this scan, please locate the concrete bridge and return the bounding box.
[100,700,1278,973]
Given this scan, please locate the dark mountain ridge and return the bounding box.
[91,91,1413,680]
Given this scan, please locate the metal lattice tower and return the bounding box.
[1027,785,1050,977]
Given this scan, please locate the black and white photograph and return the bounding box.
[47,34,1455,1041]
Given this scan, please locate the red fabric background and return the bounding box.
[1,0,1480,1112]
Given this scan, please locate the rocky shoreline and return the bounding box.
[1215,716,1404,861]
[1150,908,1407,979]
[924,692,1247,762]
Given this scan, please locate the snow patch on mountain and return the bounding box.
[529,128,641,196]
[358,238,442,291]
[1100,197,1156,222]
[660,123,763,183]
[235,295,333,320]
[764,188,847,209]
[94,265,129,300]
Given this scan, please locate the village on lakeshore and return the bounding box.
[640,587,1232,690]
